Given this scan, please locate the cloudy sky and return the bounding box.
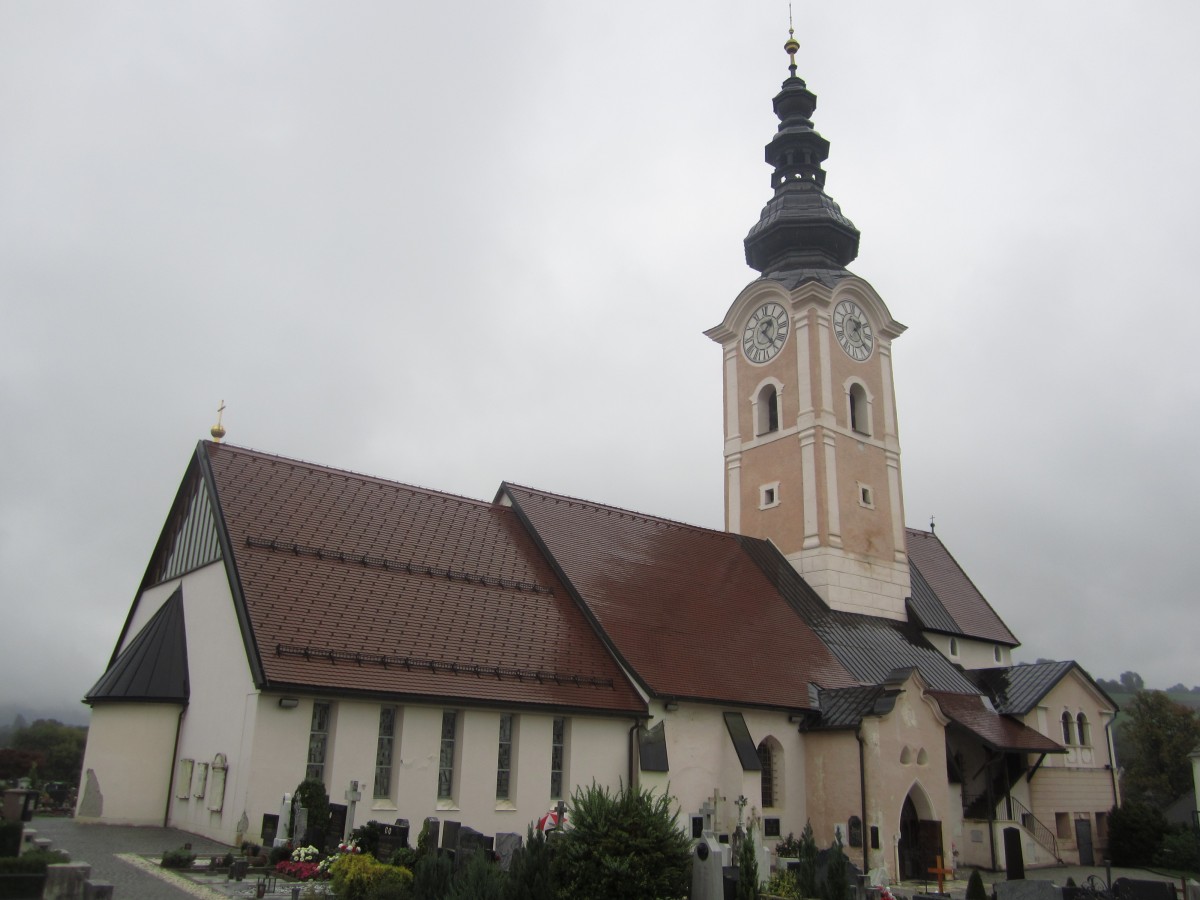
[3,3,1198,724]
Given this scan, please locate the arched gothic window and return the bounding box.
[1061,711,1076,745]
[757,738,779,808]
[1076,713,1090,746]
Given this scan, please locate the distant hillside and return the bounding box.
[1105,690,1200,713]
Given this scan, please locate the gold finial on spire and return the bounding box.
[784,5,800,76]
[210,400,227,443]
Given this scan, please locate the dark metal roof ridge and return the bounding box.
[967,660,1119,714]
[495,483,651,713]
[200,441,266,687]
[499,482,731,540]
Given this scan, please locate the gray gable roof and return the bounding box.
[968,660,1116,716]
[87,586,189,704]
[905,528,1019,646]
[738,536,981,695]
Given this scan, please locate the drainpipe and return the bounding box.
[1103,716,1120,810]
[164,706,186,827]
[857,728,869,872]
[629,719,642,789]
[985,754,997,871]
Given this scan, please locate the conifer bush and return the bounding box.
[552,781,691,900]
[737,832,760,900]
[502,827,557,900]
[797,821,819,899]
[820,830,849,900]
[966,868,988,900]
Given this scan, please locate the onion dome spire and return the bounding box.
[743,27,860,275]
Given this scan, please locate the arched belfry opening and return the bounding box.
[898,783,942,881]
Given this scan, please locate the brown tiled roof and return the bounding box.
[202,443,646,715]
[502,484,859,709]
[905,528,1018,646]
[930,691,1064,753]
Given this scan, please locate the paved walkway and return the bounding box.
[893,864,1192,899]
[27,816,235,899]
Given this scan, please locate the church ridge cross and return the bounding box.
[928,855,954,894]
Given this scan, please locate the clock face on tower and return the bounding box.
[742,302,790,364]
[833,299,874,361]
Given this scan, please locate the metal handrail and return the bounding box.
[1009,795,1060,861]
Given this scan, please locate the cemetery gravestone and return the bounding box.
[292,807,309,847]
[325,804,347,852]
[1114,880,1177,900]
[441,819,461,855]
[494,833,522,871]
[261,814,279,848]
[456,827,493,871]
[994,879,1062,900]
[376,822,407,862]
[423,817,440,854]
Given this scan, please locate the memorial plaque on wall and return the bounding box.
[325,803,348,852]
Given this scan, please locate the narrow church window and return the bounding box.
[496,714,515,800]
[1076,713,1090,746]
[848,383,870,435]
[758,384,780,435]
[307,702,331,783]
[760,483,780,509]
[1061,711,1076,745]
[757,739,776,808]
[858,484,874,508]
[994,645,1002,663]
[550,717,567,799]
[438,710,458,800]
[374,706,397,799]
[949,637,959,657]
[848,815,863,848]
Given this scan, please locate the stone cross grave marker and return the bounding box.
[343,780,362,841]
[277,793,292,846]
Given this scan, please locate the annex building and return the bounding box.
[77,36,1120,878]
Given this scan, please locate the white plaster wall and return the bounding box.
[923,634,1009,669]
[244,696,632,843]
[75,703,179,825]
[163,562,260,843]
[642,702,807,841]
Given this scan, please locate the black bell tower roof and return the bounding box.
[744,30,860,276]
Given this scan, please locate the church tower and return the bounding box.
[705,31,910,620]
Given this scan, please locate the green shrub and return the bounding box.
[820,830,849,900]
[502,828,557,900]
[410,852,452,900]
[552,781,691,900]
[1154,827,1200,874]
[330,853,396,900]
[292,778,331,845]
[367,864,414,900]
[737,832,760,900]
[966,869,988,900]
[350,820,383,859]
[447,850,505,900]
[797,821,818,900]
[776,831,802,858]
[161,846,196,869]
[388,846,417,870]
[1108,802,1168,867]
[766,868,801,899]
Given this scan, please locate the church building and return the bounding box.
[76,33,1120,878]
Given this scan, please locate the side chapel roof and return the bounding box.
[86,586,189,703]
[501,483,859,709]
[905,527,1019,646]
[968,660,1118,716]
[103,443,648,716]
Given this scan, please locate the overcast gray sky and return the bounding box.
[3,3,1197,724]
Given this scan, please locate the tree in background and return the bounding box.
[1107,801,1168,867]
[0,749,43,781]
[1119,690,1200,806]
[1119,672,1145,693]
[9,720,86,784]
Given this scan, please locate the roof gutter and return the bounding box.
[164,705,185,827]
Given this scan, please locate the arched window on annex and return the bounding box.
[1061,711,1076,745]
[751,378,785,437]
[1076,713,1090,746]
[757,736,783,809]
[844,378,873,437]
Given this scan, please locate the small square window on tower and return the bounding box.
[857,483,874,509]
[759,483,780,509]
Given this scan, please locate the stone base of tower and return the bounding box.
[786,548,910,620]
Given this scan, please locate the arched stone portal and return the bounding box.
[897,783,942,881]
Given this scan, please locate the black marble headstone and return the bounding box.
[376,822,406,861]
[260,814,279,847]
[1114,879,1176,900]
[324,803,347,852]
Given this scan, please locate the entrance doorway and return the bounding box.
[898,788,942,881]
